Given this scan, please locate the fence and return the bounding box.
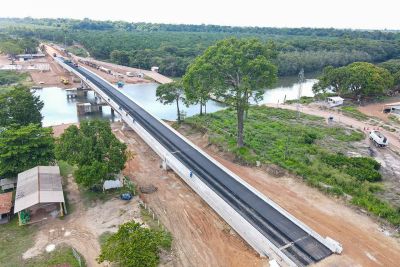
[72,247,82,267]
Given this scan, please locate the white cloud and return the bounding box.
[1,0,399,30]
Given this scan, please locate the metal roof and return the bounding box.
[14,166,65,214]
[0,192,13,214]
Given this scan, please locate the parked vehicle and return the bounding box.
[369,130,389,147]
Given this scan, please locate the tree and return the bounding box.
[185,38,278,147]
[0,124,55,178]
[0,41,24,64]
[313,62,394,99]
[97,221,172,267]
[182,57,214,115]
[156,81,185,123]
[55,120,127,188]
[0,85,44,127]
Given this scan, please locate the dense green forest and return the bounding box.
[1,17,400,77]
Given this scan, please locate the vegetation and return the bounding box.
[0,217,37,267]
[2,18,400,77]
[285,96,314,105]
[0,36,39,64]
[25,246,85,267]
[184,38,278,147]
[0,71,28,86]
[313,62,394,100]
[156,81,185,122]
[184,106,400,226]
[66,45,89,57]
[0,85,43,127]
[0,124,55,178]
[97,221,172,267]
[55,120,127,189]
[340,106,370,121]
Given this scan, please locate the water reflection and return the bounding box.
[35,75,318,126]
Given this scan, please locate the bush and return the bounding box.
[97,221,172,267]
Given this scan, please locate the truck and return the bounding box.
[369,130,389,147]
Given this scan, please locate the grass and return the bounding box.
[183,105,400,226]
[25,246,85,267]
[0,70,28,86]
[66,45,89,57]
[285,96,315,105]
[340,106,369,121]
[98,231,113,245]
[0,217,37,267]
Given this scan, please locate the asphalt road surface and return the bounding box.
[68,62,332,266]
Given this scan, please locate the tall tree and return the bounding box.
[55,120,127,188]
[0,85,44,127]
[0,124,55,178]
[182,57,214,115]
[156,81,185,123]
[313,62,394,99]
[185,38,278,147]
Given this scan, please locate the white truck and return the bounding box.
[369,130,389,147]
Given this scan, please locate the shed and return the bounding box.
[151,66,159,72]
[383,102,400,115]
[327,96,344,107]
[0,192,13,224]
[14,166,67,225]
[0,178,17,191]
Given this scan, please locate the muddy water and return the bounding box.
[35,75,317,126]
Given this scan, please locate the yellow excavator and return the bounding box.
[60,76,69,85]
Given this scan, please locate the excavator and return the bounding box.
[60,76,69,85]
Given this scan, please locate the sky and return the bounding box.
[1,0,399,30]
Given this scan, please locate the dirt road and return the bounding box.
[266,103,400,152]
[176,127,400,267]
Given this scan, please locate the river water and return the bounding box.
[34,76,317,127]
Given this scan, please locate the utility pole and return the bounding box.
[297,68,304,119]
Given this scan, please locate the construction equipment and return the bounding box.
[369,130,389,147]
[60,77,69,85]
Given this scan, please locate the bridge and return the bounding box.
[55,57,342,267]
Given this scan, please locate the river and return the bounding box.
[34,76,317,127]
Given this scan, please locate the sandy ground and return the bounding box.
[114,126,266,267]
[358,97,400,122]
[23,124,142,267]
[174,125,400,267]
[43,116,400,267]
[114,120,400,267]
[0,53,76,88]
[23,172,142,266]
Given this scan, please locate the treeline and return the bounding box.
[1,17,398,40]
[1,18,400,77]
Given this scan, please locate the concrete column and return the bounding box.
[111,108,115,116]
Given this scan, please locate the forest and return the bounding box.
[1,17,400,77]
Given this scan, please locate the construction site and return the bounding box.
[1,41,400,267]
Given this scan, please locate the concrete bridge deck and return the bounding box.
[56,57,341,266]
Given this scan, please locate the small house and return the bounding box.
[151,66,159,72]
[0,178,17,191]
[327,96,344,107]
[0,192,13,224]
